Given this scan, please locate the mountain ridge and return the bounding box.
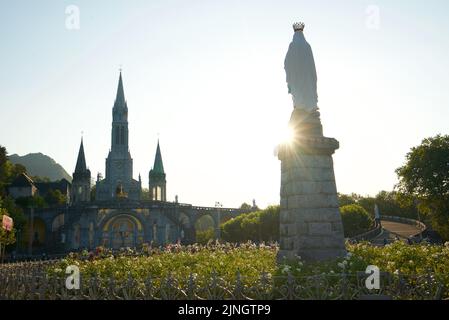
[9,153,72,182]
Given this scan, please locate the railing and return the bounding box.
[0,261,446,300]
[349,225,382,242]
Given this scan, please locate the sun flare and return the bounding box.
[280,125,295,145]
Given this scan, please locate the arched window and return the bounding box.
[115,126,120,144]
[52,214,65,232]
[120,126,125,145]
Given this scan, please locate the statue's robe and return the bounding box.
[284,31,318,111]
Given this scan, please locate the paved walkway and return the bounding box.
[371,220,421,246]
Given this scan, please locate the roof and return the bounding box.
[9,173,35,188]
[35,179,71,195]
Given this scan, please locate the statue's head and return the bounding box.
[293,22,305,32]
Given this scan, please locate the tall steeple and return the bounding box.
[96,70,141,201]
[114,71,127,109]
[111,71,129,151]
[149,140,167,202]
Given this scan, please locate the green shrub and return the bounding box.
[196,228,214,244]
[340,204,373,237]
[221,205,279,243]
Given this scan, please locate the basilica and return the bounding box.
[15,73,244,254]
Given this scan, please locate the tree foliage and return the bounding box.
[239,202,252,210]
[44,188,67,206]
[196,228,215,244]
[15,195,46,209]
[338,191,419,220]
[0,145,27,196]
[221,206,280,243]
[396,135,449,240]
[0,209,16,246]
[0,146,27,246]
[340,204,373,237]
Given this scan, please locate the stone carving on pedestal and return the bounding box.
[278,22,346,262]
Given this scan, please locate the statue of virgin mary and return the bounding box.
[284,22,318,112]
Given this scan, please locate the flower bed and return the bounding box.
[3,241,448,299]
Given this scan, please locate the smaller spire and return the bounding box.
[152,140,165,174]
[75,138,87,172]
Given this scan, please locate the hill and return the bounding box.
[9,153,72,182]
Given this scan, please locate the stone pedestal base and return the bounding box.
[277,109,346,262]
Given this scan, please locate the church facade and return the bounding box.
[20,73,246,254]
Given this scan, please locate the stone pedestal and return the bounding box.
[277,109,346,262]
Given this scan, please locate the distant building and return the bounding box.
[8,173,71,203]
[35,179,71,204]
[14,72,246,255]
[8,173,38,198]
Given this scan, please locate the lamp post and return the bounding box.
[215,202,223,240]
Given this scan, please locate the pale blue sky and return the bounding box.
[1,1,448,208]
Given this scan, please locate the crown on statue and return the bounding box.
[293,22,305,32]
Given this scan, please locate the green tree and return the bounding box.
[196,228,214,244]
[340,204,373,238]
[338,191,419,220]
[221,206,280,243]
[396,134,449,239]
[239,202,252,210]
[15,195,46,209]
[0,146,8,195]
[90,185,96,201]
[141,188,150,200]
[0,202,18,247]
[44,188,67,206]
[0,145,28,196]
[0,196,26,232]
[338,193,357,207]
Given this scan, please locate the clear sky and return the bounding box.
[1,0,448,208]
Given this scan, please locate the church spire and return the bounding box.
[75,138,87,173]
[114,71,127,109]
[152,140,165,174]
[72,137,91,203]
[149,140,167,202]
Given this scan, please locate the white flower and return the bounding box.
[337,262,345,269]
[394,270,400,275]
[282,265,291,274]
